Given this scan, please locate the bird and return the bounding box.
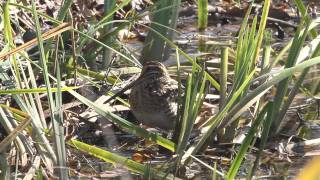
[129,61,179,131]
[105,61,179,131]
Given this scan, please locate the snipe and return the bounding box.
[129,61,179,131]
[105,61,179,131]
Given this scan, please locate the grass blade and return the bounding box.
[68,139,178,179]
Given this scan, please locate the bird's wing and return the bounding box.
[162,78,180,101]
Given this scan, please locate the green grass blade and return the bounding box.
[250,102,274,178]
[31,0,62,170]
[139,23,220,90]
[68,139,177,179]
[141,0,181,63]
[225,55,320,126]
[226,103,269,179]
[270,18,310,133]
[101,0,116,69]
[198,0,208,30]
[294,0,318,38]
[0,114,31,153]
[220,47,228,108]
[182,70,255,163]
[253,0,271,62]
[0,87,78,94]
[56,0,73,21]
[68,89,176,151]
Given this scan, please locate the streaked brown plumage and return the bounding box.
[129,61,179,131]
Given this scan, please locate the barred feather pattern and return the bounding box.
[129,62,179,131]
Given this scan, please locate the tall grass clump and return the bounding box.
[141,0,181,63]
[0,0,320,179]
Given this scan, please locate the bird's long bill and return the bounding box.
[104,72,157,104]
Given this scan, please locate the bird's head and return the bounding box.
[140,61,169,78]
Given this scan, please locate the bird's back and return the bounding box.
[129,71,179,130]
